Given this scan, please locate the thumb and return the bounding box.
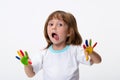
[84,51,89,61]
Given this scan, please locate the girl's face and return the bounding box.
[47,19,69,46]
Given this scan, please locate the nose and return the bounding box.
[52,24,57,30]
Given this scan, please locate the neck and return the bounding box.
[52,43,66,50]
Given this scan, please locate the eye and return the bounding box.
[58,23,63,27]
[48,23,53,26]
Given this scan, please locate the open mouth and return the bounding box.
[51,32,59,40]
[52,33,56,37]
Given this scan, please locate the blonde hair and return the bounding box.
[44,10,82,48]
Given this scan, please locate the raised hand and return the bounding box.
[83,39,97,61]
[15,50,32,65]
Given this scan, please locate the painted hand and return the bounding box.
[83,39,97,61]
[15,50,32,65]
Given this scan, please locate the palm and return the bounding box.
[83,39,97,61]
[16,50,32,65]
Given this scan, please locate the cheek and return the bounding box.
[47,27,51,37]
[59,30,68,38]
[47,27,50,34]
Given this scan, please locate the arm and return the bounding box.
[89,51,102,64]
[24,64,35,78]
[16,50,35,78]
[83,39,102,64]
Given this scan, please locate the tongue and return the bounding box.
[53,35,59,40]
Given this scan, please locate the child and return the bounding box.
[17,10,101,80]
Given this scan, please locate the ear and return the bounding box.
[67,28,72,37]
[67,34,70,37]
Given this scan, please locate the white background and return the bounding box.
[1,0,120,80]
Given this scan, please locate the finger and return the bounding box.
[83,44,86,49]
[89,39,92,46]
[19,50,24,56]
[15,56,20,60]
[25,51,32,64]
[85,40,89,47]
[28,60,32,64]
[93,42,97,48]
[17,51,23,58]
[24,51,29,59]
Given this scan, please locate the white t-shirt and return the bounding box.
[31,45,92,80]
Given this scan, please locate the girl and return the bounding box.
[23,10,101,80]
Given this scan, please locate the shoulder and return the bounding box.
[31,48,48,61]
[69,45,85,57]
[67,45,84,56]
[31,48,48,58]
[39,48,48,55]
[69,45,83,51]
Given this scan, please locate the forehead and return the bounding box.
[48,18,64,23]
[46,11,70,27]
[49,13,64,20]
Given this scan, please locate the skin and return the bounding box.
[47,19,70,50]
[24,18,101,78]
[85,51,102,64]
[24,64,35,77]
[24,19,70,77]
